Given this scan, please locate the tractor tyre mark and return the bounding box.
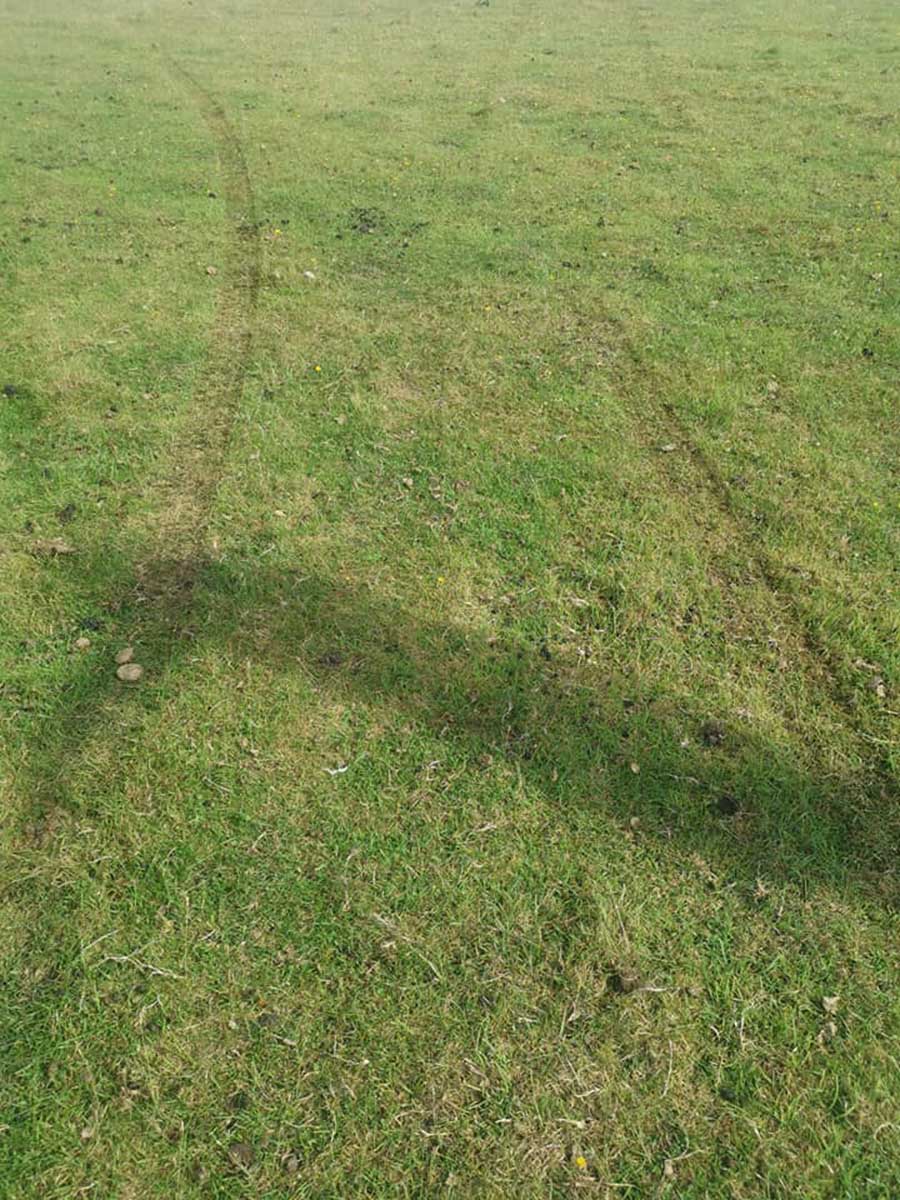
[156,57,262,552]
[633,390,896,787]
[10,62,262,843]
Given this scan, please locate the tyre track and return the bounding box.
[9,59,261,840]
[154,57,262,556]
[606,20,898,791]
[624,355,897,787]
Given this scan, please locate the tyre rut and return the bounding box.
[8,59,261,846]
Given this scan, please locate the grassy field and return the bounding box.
[1,0,898,1194]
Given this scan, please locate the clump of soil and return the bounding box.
[349,206,387,234]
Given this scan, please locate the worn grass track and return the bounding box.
[157,54,261,536]
[5,47,262,832]
[619,345,897,778]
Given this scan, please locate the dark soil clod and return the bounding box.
[227,1140,255,1169]
[349,206,387,234]
[701,720,726,747]
[607,968,641,995]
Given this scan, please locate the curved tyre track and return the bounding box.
[10,60,261,837]
[157,58,261,547]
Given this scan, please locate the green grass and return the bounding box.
[1,0,898,1195]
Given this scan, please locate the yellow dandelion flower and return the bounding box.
[575,1155,587,1170]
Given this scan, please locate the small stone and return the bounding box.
[74,637,91,651]
[116,663,144,683]
[206,265,218,276]
[115,646,134,665]
[303,270,316,281]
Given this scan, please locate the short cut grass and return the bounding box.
[1,0,898,1196]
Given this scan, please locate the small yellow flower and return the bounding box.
[437,576,446,584]
[575,1155,587,1170]
[273,228,282,237]
[314,365,322,373]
